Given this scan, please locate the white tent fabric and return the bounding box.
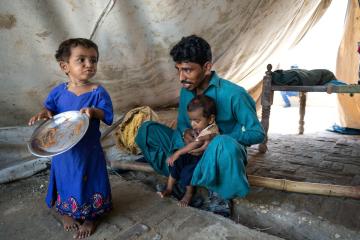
[0,0,334,182]
[0,0,331,127]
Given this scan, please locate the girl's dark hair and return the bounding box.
[55,38,99,62]
[170,35,212,66]
[187,95,216,118]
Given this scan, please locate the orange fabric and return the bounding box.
[336,0,360,128]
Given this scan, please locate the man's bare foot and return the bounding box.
[178,191,192,207]
[157,189,172,198]
[63,215,79,232]
[73,220,96,239]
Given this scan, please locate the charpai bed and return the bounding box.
[258,64,360,153]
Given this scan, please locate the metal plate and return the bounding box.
[28,111,89,157]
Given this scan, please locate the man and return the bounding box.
[281,91,298,107]
[135,35,265,199]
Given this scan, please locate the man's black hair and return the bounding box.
[55,38,99,62]
[170,35,212,65]
[187,94,216,118]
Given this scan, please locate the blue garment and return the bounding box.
[44,83,113,220]
[169,153,201,188]
[327,123,360,135]
[326,80,347,86]
[281,91,298,107]
[136,72,265,199]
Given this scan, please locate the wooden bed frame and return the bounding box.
[258,64,360,153]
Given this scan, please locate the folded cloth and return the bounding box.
[272,69,337,86]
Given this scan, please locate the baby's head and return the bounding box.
[55,38,99,62]
[187,95,216,134]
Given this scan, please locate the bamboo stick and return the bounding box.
[110,160,154,173]
[248,175,360,199]
[110,161,360,199]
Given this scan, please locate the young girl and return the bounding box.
[28,38,113,239]
[157,95,219,207]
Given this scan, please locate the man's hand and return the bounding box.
[183,128,195,144]
[189,133,217,155]
[197,133,217,142]
[28,109,53,126]
[189,140,209,155]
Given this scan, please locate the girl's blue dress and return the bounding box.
[44,83,113,220]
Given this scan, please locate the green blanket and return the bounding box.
[271,69,337,86]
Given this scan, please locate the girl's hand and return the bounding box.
[80,107,95,119]
[80,107,104,120]
[28,109,53,126]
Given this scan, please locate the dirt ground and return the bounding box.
[1,132,359,240]
[1,105,359,240]
[0,170,282,240]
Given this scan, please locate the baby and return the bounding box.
[158,94,219,207]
